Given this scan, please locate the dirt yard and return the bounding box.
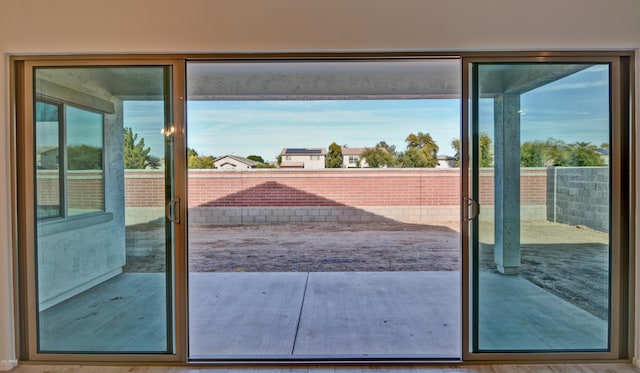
[125,220,609,319]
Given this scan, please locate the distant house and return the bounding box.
[437,154,457,169]
[214,155,260,170]
[36,146,59,169]
[341,147,369,168]
[280,148,326,169]
[595,147,609,165]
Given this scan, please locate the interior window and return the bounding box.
[35,100,105,219]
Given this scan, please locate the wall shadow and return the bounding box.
[194,181,398,224]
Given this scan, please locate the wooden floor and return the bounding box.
[9,363,640,372]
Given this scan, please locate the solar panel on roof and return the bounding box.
[285,148,322,154]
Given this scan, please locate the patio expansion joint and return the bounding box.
[291,272,311,355]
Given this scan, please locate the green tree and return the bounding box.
[255,163,276,169]
[479,133,493,167]
[520,140,547,167]
[449,133,492,168]
[147,156,161,169]
[375,141,396,155]
[361,146,395,168]
[124,127,153,169]
[520,138,567,167]
[247,155,265,163]
[396,147,431,168]
[325,142,343,168]
[404,132,438,167]
[565,141,605,166]
[450,138,461,167]
[187,148,216,169]
[67,145,103,170]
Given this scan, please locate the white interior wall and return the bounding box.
[1,0,639,368]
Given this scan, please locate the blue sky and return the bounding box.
[37,104,104,148]
[186,99,460,162]
[123,65,610,162]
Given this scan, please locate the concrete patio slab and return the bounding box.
[293,272,460,357]
[39,270,608,357]
[478,271,608,351]
[39,273,168,352]
[189,272,308,357]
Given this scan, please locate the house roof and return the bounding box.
[341,147,367,156]
[280,148,326,156]
[36,146,59,155]
[214,155,260,166]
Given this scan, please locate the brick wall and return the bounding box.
[123,168,549,225]
[124,170,166,207]
[187,169,462,225]
[38,168,551,225]
[36,170,60,207]
[67,171,104,210]
[477,168,548,206]
[36,170,104,211]
[187,169,461,208]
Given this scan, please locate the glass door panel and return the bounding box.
[471,63,611,352]
[33,66,176,353]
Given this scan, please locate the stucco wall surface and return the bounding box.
[1,0,639,367]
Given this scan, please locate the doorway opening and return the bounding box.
[181,59,463,359]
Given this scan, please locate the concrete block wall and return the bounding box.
[547,167,609,232]
[189,205,460,225]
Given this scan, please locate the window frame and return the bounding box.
[34,98,65,220]
[35,97,106,221]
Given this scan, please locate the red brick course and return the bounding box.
[39,168,549,210]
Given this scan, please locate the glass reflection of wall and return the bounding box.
[35,100,105,219]
[66,105,104,216]
[35,100,62,219]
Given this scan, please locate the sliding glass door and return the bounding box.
[18,60,186,360]
[14,53,631,364]
[465,57,629,359]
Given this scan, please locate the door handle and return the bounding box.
[166,198,181,224]
[464,197,480,222]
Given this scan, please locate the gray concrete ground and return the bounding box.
[38,220,610,355]
[39,271,606,356]
[125,220,610,321]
